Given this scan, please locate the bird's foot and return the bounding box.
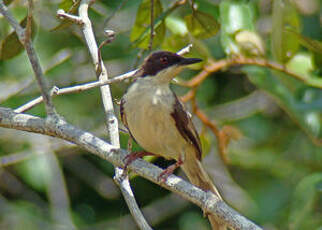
[123,151,152,171]
[158,158,183,183]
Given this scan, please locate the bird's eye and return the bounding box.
[160,56,168,65]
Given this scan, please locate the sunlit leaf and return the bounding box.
[130,0,165,49]
[219,0,256,56]
[286,52,315,78]
[219,1,255,34]
[184,11,220,39]
[272,0,300,63]
[50,0,81,31]
[165,16,188,36]
[289,173,322,230]
[0,16,36,60]
[234,30,265,57]
[200,132,212,157]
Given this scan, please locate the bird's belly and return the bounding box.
[124,93,186,160]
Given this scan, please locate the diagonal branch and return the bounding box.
[148,0,155,51]
[0,0,57,116]
[0,107,262,230]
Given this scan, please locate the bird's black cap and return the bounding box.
[140,51,202,77]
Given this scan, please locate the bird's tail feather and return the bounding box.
[181,152,226,230]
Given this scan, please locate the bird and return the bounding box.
[120,51,225,229]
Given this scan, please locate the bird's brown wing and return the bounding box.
[120,97,138,143]
[120,97,128,129]
[171,93,202,160]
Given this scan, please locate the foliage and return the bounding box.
[0,0,321,229]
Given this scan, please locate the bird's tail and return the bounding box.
[181,152,226,230]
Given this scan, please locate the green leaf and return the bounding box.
[194,0,219,19]
[271,0,300,63]
[3,0,14,5]
[200,132,212,157]
[219,1,255,34]
[289,173,322,230]
[184,11,220,39]
[286,52,315,79]
[0,16,36,60]
[165,16,188,36]
[243,66,322,142]
[234,30,265,57]
[219,0,256,56]
[59,0,76,11]
[285,29,322,54]
[130,0,165,49]
[50,0,81,31]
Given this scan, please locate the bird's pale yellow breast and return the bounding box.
[123,78,188,160]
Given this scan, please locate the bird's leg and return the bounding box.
[123,151,153,171]
[123,136,148,171]
[158,157,184,183]
[127,136,133,151]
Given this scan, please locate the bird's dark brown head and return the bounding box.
[140,51,202,77]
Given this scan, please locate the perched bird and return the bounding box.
[120,51,224,229]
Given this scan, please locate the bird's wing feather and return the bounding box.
[171,93,202,160]
[120,97,138,144]
[120,97,128,129]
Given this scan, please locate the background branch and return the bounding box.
[148,0,155,51]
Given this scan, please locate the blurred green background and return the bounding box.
[0,0,321,229]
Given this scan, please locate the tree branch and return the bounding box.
[0,107,262,230]
[0,0,57,116]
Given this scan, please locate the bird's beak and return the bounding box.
[179,57,202,66]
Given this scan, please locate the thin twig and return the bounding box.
[14,44,193,113]
[0,0,57,116]
[148,0,155,51]
[56,9,83,25]
[191,96,229,163]
[103,0,128,26]
[185,57,321,88]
